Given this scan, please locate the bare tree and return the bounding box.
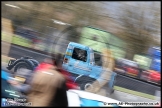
[118,2,160,59]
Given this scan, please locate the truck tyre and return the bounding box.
[76,77,99,91]
[14,62,33,75]
[80,81,94,91]
[106,73,116,95]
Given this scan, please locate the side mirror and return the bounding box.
[67,45,73,50]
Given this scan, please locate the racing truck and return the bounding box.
[7,42,116,93]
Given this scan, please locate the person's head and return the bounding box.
[50,53,62,69]
[55,53,62,69]
[51,54,59,67]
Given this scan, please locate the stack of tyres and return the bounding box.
[148,47,161,73]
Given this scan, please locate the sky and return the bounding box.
[102,2,160,19]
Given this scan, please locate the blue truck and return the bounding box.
[62,42,116,92]
[7,42,117,93]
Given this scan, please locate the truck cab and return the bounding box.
[62,42,116,91]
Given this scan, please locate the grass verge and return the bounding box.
[114,86,155,100]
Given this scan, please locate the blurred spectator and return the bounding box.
[53,53,79,90]
[26,57,68,107]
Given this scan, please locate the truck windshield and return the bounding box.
[94,52,102,66]
[72,48,87,62]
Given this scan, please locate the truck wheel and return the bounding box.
[75,76,99,91]
[107,73,116,95]
[81,81,93,91]
[79,80,99,91]
[14,62,33,75]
